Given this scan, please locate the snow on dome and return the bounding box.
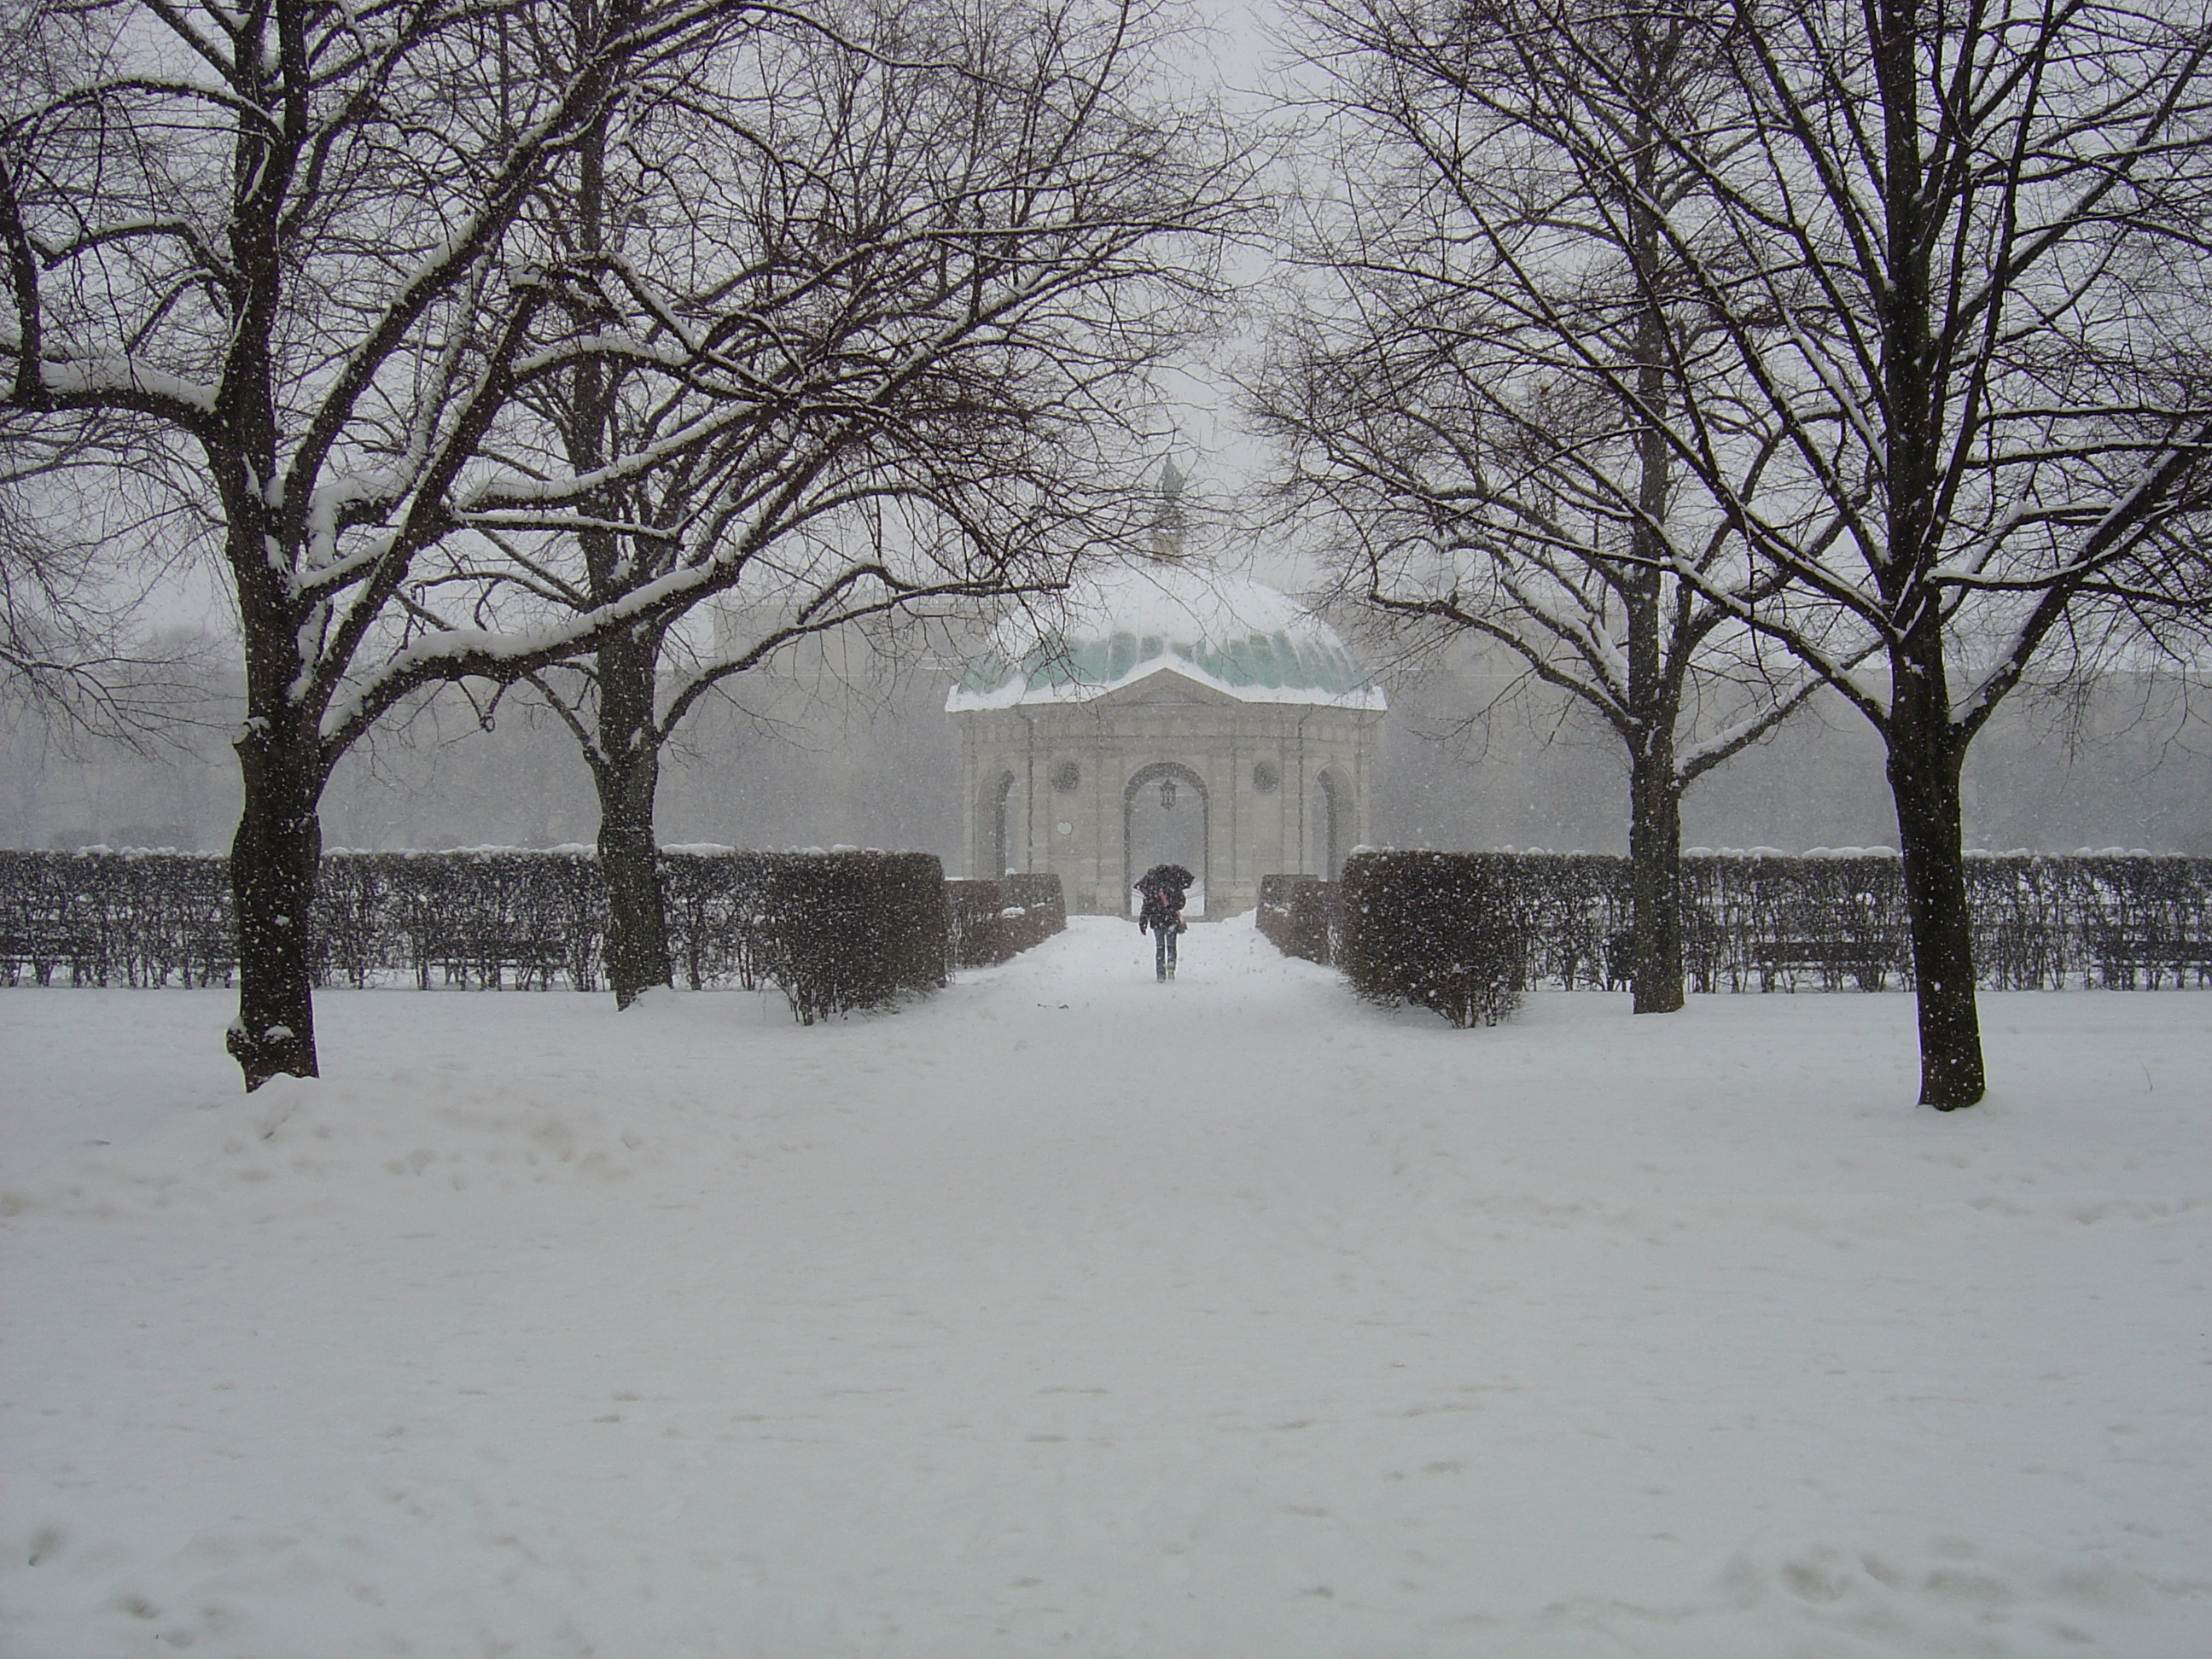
[946,562,1384,712]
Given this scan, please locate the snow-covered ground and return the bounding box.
[3,914,2208,1658]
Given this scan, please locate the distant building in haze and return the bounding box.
[946,465,1384,914]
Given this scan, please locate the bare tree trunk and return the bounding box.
[1627,725,1685,1013]
[591,626,672,1008]
[220,363,324,1086]
[1870,4,1982,1109]
[1622,90,1686,1016]
[1886,701,1984,1108]
[560,107,674,1011]
[596,757,670,1008]
[225,706,323,1090]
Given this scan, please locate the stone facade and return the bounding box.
[954,668,1381,917]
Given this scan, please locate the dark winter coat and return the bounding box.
[1134,863,1193,931]
[1138,886,1185,933]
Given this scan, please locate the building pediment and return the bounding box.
[1091,667,1241,708]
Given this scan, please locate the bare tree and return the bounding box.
[1259,0,1825,1013]
[0,0,1000,1085]
[1503,0,2212,1107]
[1274,0,2212,1106]
[3,0,1248,1076]
[412,0,1247,1005]
[3,0,751,1086]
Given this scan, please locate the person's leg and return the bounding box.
[1154,926,1167,980]
[1165,926,1178,976]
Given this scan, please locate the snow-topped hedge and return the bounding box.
[0,847,953,1019]
[1337,853,1532,1027]
[1272,851,2212,1004]
[945,874,1068,969]
[747,853,947,1022]
[1255,875,1333,964]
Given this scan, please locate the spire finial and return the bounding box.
[1148,445,1188,562]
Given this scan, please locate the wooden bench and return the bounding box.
[1749,940,1902,992]
[413,927,570,990]
[0,923,104,987]
[2093,934,2212,990]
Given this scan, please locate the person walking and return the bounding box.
[1134,864,1191,981]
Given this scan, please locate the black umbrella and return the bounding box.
[1134,864,1195,895]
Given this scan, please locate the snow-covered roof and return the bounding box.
[946,562,1385,713]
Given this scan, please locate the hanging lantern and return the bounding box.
[1159,777,1177,812]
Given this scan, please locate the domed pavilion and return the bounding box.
[946,511,1384,917]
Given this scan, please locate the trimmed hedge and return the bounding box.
[1337,852,1532,1027]
[1256,875,1335,964]
[1272,850,2212,1012]
[1001,873,1068,955]
[0,847,951,1022]
[318,848,606,992]
[16,847,2209,1015]
[943,873,1068,969]
[945,879,1015,968]
[750,853,946,1024]
[0,850,233,990]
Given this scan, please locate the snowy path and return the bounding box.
[3,916,2209,1657]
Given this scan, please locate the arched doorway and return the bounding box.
[1124,762,1208,916]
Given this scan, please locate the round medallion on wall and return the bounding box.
[1050,759,1080,793]
[1253,760,1280,793]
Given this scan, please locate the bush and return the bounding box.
[945,879,1011,969]
[750,852,947,1024]
[943,873,1065,968]
[1001,873,1067,954]
[1257,874,1334,963]
[1337,852,1531,1027]
[1299,850,2212,997]
[661,852,776,991]
[0,850,232,988]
